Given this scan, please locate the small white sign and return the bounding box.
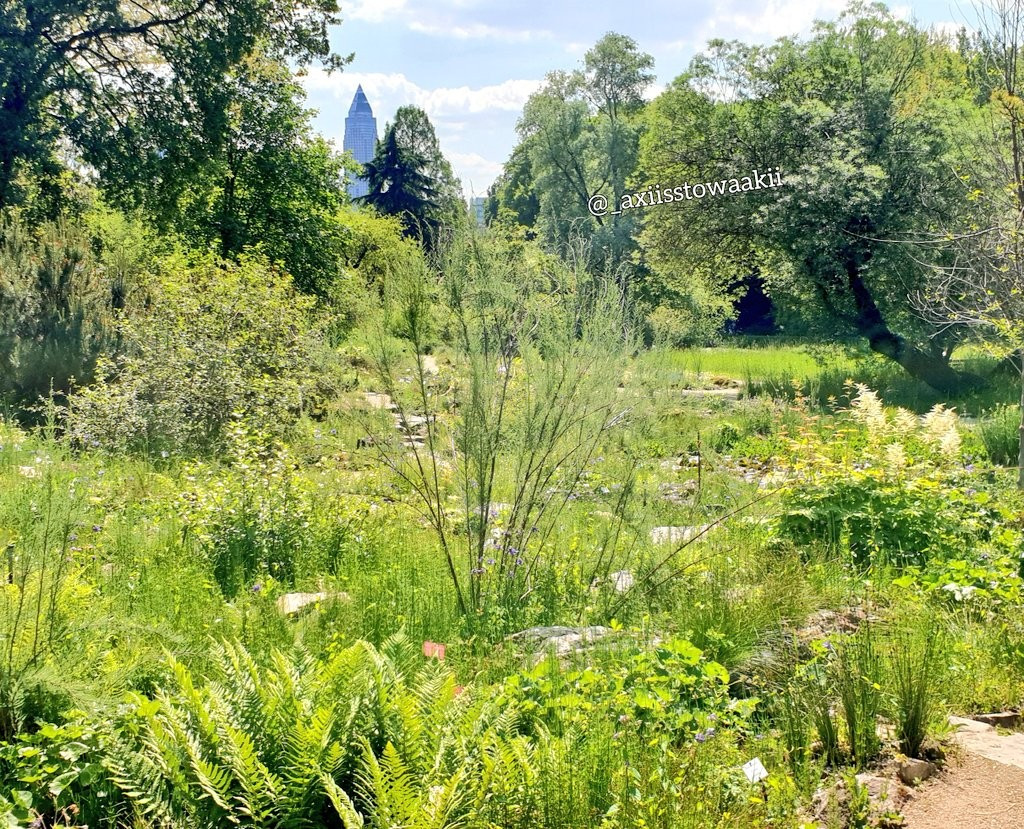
[742,757,768,783]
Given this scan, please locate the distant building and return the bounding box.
[468,196,486,226]
[343,85,377,199]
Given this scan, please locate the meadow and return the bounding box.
[1,242,1022,827]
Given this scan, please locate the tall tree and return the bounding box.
[0,0,345,214]
[362,107,462,250]
[388,106,464,227]
[918,0,1024,484]
[512,33,654,283]
[639,2,981,391]
[173,52,348,294]
[361,128,440,246]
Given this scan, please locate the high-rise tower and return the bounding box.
[343,85,377,199]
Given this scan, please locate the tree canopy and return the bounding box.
[637,3,981,390]
[0,0,345,215]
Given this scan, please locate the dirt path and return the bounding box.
[901,751,1024,829]
[902,718,1024,829]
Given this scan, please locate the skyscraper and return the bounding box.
[343,85,377,199]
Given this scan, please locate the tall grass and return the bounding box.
[888,622,941,758]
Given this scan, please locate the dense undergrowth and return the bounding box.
[1,225,1023,829]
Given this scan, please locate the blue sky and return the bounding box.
[302,0,970,199]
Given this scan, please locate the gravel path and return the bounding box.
[902,752,1024,829]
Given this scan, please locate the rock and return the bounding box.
[949,715,996,735]
[855,773,891,802]
[276,592,350,616]
[898,758,937,786]
[362,391,397,410]
[972,711,1021,729]
[506,625,614,660]
[609,570,635,593]
[420,355,439,375]
[649,525,712,545]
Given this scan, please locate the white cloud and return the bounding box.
[665,0,848,53]
[304,70,541,117]
[408,20,550,42]
[448,151,504,196]
[343,0,408,23]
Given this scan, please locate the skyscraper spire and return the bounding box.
[344,85,377,199]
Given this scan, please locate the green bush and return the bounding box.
[63,253,330,456]
[0,213,122,416]
[978,403,1019,467]
[775,386,999,569]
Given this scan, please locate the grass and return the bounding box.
[2,336,1024,828]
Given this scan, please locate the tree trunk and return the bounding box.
[845,257,983,394]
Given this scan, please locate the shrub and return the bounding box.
[978,403,1019,467]
[0,213,121,416]
[775,385,996,569]
[364,230,634,631]
[834,626,884,768]
[63,253,329,456]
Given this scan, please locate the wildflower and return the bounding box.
[471,567,484,575]
[69,533,78,542]
[92,524,102,533]
[251,583,263,593]
[486,558,496,566]
[695,727,715,743]
[515,557,524,566]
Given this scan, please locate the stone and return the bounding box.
[972,711,1022,729]
[949,715,995,735]
[420,355,439,375]
[362,391,397,410]
[276,592,350,616]
[898,758,937,786]
[609,570,635,593]
[507,625,614,659]
[855,773,891,802]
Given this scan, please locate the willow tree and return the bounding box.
[639,3,982,391]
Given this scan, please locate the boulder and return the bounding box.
[506,625,614,659]
[276,592,350,616]
[972,711,1022,729]
[898,758,937,786]
[649,525,712,545]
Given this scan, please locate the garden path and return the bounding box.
[902,719,1024,828]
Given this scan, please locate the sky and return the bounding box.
[302,0,973,200]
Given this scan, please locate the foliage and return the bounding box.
[178,422,375,597]
[501,636,745,744]
[638,3,980,391]
[513,33,653,282]
[362,108,463,252]
[62,253,328,456]
[0,211,137,415]
[364,230,633,629]
[833,626,884,768]
[888,617,941,758]
[173,52,350,295]
[0,0,344,214]
[775,385,1001,569]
